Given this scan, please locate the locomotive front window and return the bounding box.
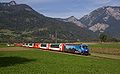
[82,46,88,49]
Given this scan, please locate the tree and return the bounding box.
[99,33,107,42]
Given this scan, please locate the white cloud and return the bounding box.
[27,0,56,3]
[89,0,111,4]
[0,0,60,4]
[14,0,60,4]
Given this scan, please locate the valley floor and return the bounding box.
[0,46,120,74]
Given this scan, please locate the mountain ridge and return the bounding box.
[60,6,120,39]
[79,6,120,38]
[0,1,95,43]
[0,1,120,43]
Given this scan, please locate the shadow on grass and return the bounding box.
[0,56,36,67]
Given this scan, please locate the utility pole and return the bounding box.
[55,31,57,43]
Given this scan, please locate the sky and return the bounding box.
[1,0,120,19]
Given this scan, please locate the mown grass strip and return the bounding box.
[91,53,120,60]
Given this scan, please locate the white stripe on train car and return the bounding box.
[40,47,48,49]
[49,48,60,51]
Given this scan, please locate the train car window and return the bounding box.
[41,44,46,47]
[50,44,59,48]
[29,43,32,46]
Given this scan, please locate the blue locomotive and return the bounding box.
[64,44,89,55]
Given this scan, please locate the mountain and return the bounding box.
[65,16,87,28]
[56,16,86,28]
[79,6,120,38]
[0,1,95,43]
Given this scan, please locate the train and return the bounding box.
[15,43,90,55]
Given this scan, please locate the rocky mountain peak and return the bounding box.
[65,16,86,28]
[67,16,78,21]
[105,6,120,20]
[9,1,16,5]
[79,6,120,38]
[0,1,16,6]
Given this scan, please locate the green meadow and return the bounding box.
[0,45,120,74]
[0,43,7,48]
[89,42,120,55]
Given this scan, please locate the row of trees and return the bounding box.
[99,33,120,42]
[0,33,120,43]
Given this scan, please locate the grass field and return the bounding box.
[0,47,120,74]
[88,42,120,55]
[0,43,7,48]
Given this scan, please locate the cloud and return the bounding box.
[27,0,56,3]
[92,0,111,4]
[0,0,60,4]
[1,0,119,19]
[14,0,60,4]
